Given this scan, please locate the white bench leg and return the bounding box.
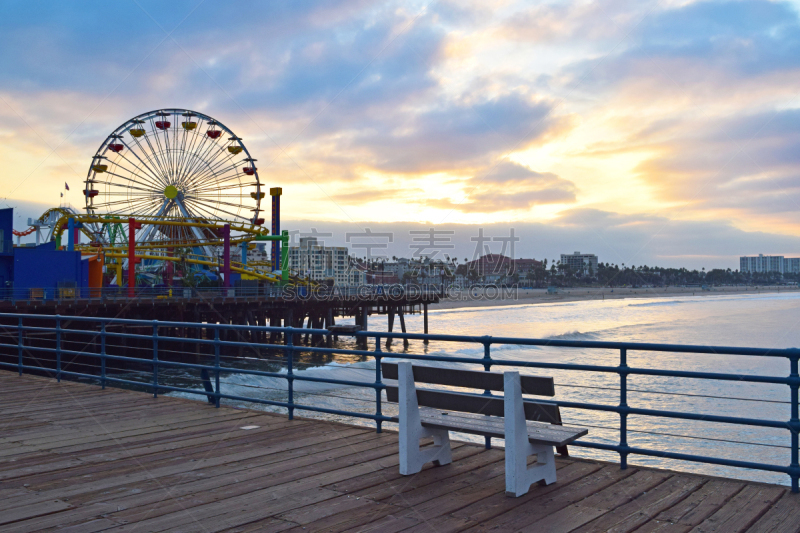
[398,362,453,475]
[504,371,557,497]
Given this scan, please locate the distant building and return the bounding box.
[560,252,598,275]
[465,254,514,282]
[366,271,400,285]
[512,258,543,274]
[462,255,541,283]
[288,237,364,286]
[384,258,411,278]
[740,254,800,274]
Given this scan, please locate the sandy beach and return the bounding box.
[430,285,798,310]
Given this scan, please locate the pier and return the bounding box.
[1,372,797,532]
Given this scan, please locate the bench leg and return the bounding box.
[400,426,452,475]
[504,371,558,497]
[398,361,452,475]
[505,441,557,497]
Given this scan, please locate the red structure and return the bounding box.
[127,218,141,297]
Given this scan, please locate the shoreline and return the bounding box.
[429,285,798,311]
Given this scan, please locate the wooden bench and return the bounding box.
[383,362,588,497]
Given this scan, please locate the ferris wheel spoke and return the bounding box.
[133,125,169,179]
[139,132,170,181]
[148,124,175,180]
[182,162,239,194]
[178,133,221,187]
[97,174,162,195]
[102,158,164,191]
[192,193,247,198]
[192,182,258,195]
[92,197,156,212]
[174,117,209,181]
[151,115,175,179]
[183,148,239,190]
[174,122,211,184]
[188,168,243,193]
[183,195,250,211]
[113,147,166,189]
[185,197,249,222]
[175,128,193,185]
[184,199,232,224]
[127,134,167,182]
[149,117,173,180]
[180,122,227,184]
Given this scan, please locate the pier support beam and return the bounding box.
[386,307,395,348]
[423,303,429,344]
[398,309,409,349]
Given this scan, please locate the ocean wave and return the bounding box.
[545,330,600,341]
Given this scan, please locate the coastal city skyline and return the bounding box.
[2,1,800,270]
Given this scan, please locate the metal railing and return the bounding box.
[0,312,797,491]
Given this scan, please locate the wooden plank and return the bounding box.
[634,480,746,532]
[686,484,786,533]
[415,408,586,446]
[382,362,555,396]
[572,474,706,533]
[385,386,561,423]
[325,443,484,496]
[0,498,72,526]
[519,470,673,532]
[448,460,602,526]
[461,464,638,533]
[748,491,800,533]
[349,447,503,501]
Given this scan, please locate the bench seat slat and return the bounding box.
[385,386,561,424]
[391,407,587,447]
[382,362,555,396]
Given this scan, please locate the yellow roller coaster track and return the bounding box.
[52,213,272,242]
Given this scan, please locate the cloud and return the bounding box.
[423,161,577,213]
[350,95,565,172]
[562,0,800,94]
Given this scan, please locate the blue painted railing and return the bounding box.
[0,312,797,492]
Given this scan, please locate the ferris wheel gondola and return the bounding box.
[83,109,263,246]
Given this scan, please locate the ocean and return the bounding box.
[167,291,800,486]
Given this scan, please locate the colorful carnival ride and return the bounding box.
[11,109,295,296]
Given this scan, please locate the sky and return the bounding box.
[2,0,800,269]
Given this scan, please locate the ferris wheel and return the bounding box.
[84,109,264,244]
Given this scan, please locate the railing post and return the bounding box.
[214,327,221,408]
[100,321,106,390]
[789,352,799,493]
[482,337,492,450]
[286,326,294,420]
[17,317,23,376]
[152,320,158,398]
[374,335,383,433]
[55,315,62,382]
[619,348,629,470]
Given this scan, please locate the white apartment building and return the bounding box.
[383,258,411,279]
[560,251,599,275]
[739,254,800,274]
[288,237,364,286]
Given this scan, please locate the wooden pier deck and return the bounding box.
[0,372,797,533]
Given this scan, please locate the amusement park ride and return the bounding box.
[12,109,298,295]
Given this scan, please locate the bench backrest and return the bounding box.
[382,362,562,424]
